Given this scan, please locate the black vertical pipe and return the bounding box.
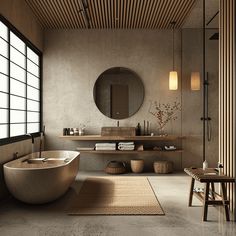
[203,0,206,162]
[7,27,10,138]
[25,44,27,134]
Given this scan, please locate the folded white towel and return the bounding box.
[95,147,116,151]
[95,143,116,147]
[118,146,135,151]
[118,142,134,146]
[118,144,135,148]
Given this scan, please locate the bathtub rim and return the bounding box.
[4,150,80,171]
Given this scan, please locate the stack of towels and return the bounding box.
[95,143,116,151]
[118,142,135,151]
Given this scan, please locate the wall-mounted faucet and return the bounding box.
[13,152,18,160]
[39,126,45,159]
[26,134,35,158]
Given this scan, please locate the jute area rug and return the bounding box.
[68,177,165,215]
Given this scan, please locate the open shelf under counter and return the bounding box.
[77,149,183,154]
[59,135,186,141]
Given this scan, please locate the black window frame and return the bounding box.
[0,15,43,146]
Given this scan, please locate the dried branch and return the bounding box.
[148,99,181,130]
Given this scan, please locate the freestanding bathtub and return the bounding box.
[4,150,80,204]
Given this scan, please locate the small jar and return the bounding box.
[66,128,70,135]
[69,128,74,135]
[79,129,84,136]
[63,128,67,136]
[73,128,79,136]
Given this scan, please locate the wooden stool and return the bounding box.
[154,161,173,174]
[184,168,235,221]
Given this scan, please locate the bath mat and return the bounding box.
[68,177,165,215]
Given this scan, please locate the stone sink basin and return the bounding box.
[101,127,136,136]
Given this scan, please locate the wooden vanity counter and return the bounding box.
[59,135,186,141]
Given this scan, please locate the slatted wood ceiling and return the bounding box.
[219,0,236,216]
[25,0,196,29]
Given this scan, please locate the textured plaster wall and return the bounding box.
[43,29,183,171]
[43,29,218,171]
[0,0,43,199]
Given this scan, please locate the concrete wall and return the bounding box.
[43,29,218,172]
[43,29,184,171]
[0,0,43,199]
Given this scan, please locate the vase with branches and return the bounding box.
[148,99,181,135]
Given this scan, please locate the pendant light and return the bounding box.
[191,72,201,90]
[169,21,178,90]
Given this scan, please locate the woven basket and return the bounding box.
[130,159,144,173]
[105,161,126,174]
[153,161,173,174]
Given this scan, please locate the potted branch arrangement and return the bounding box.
[148,99,181,136]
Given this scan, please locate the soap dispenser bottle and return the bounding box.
[136,123,141,136]
[203,160,208,170]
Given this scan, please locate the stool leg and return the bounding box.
[203,183,210,221]
[220,183,230,221]
[188,178,195,207]
[211,182,215,200]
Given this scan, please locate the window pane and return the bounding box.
[0,92,8,108]
[10,46,26,68]
[27,86,39,101]
[10,32,25,54]
[10,95,25,110]
[0,55,8,74]
[27,73,39,88]
[0,22,8,40]
[27,111,39,122]
[10,110,25,123]
[10,62,26,82]
[0,38,8,57]
[27,47,39,65]
[0,125,8,138]
[27,100,39,111]
[10,79,26,97]
[27,122,39,133]
[0,73,8,92]
[10,123,25,137]
[27,59,39,77]
[0,109,8,123]
[0,22,41,139]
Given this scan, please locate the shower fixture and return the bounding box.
[201,72,212,143]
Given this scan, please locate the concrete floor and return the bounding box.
[0,171,235,236]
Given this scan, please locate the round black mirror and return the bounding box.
[93,67,144,119]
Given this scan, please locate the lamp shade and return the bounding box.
[169,71,178,90]
[191,72,200,90]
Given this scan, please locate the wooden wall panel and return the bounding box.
[219,0,236,217]
[25,0,195,29]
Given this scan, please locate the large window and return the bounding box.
[0,17,42,143]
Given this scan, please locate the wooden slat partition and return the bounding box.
[25,0,196,29]
[219,0,236,218]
